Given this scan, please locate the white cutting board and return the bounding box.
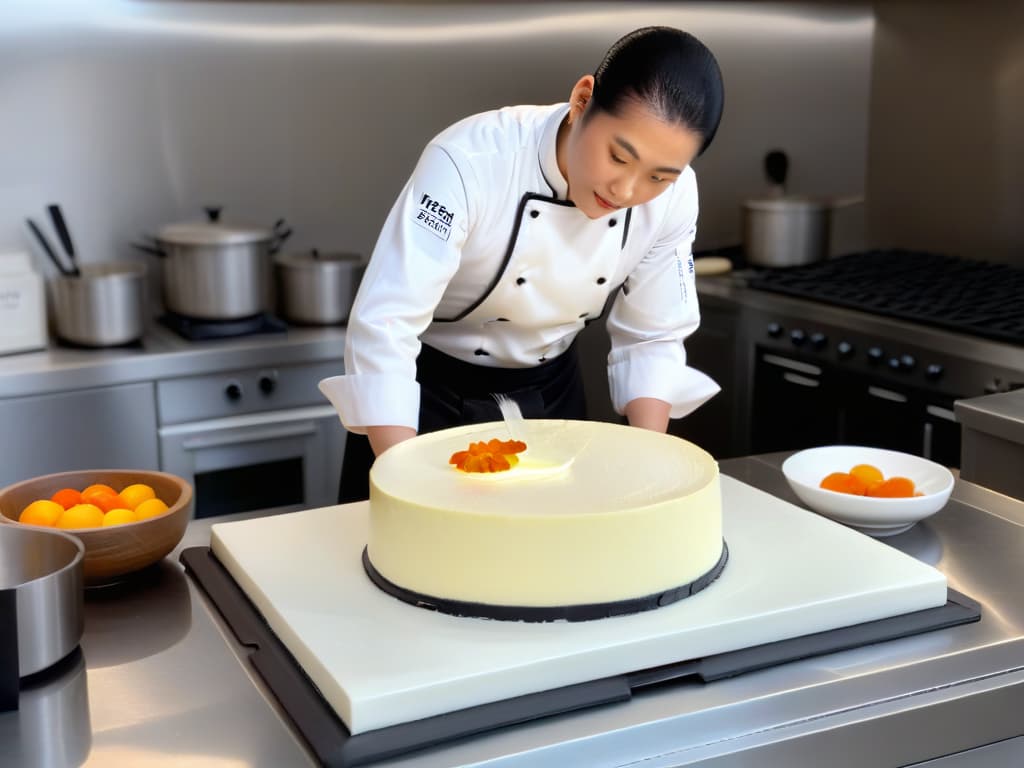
[210,476,947,735]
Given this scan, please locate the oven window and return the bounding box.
[193,458,304,519]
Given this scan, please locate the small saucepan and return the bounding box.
[275,249,365,325]
[49,261,148,347]
[742,150,863,268]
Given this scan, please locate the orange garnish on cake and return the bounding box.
[450,438,527,473]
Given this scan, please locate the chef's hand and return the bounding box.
[367,425,417,457]
[624,397,671,433]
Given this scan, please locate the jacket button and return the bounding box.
[474,348,490,356]
[530,210,539,218]
[516,277,526,285]
[596,277,607,285]
[608,218,617,227]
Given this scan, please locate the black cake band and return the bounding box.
[362,541,729,623]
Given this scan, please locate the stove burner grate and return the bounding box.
[160,311,287,341]
[747,250,1024,345]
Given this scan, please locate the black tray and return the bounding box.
[180,546,981,767]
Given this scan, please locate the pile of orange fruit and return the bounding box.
[819,464,921,498]
[450,438,527,473]
[18,482,170,529]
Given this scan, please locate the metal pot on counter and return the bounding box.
[26,203,147,347]
[742,150,862,268]
[275,249,364,325]
[49,262,147,347]
[0,524,84,685]
[137,207,291,320]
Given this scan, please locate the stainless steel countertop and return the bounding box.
[5,455,1024,767]
[955,388,1024,443]
[0,322,347,398]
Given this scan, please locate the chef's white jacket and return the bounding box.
[319,103,720,434]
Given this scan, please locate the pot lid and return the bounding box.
[157,206,272,246]
[745,195,827,212]
[158,221,272,246]
[275,249,362,268]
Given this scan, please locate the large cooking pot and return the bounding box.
[138,207,291,321]
[49,261,147,346]
[275,249,365,325]
[742,149,862,268]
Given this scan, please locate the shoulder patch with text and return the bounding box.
[413,193,454,241]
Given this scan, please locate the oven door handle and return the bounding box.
[181,421,319,451]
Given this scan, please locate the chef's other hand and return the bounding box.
[367,425,417,457]
[624,397,671,433]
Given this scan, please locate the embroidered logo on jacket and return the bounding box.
[413,193,454,241]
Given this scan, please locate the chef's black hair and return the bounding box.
[590,27,724,155]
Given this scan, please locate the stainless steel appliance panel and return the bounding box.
[0,383,159,487]
[156,359,342,425]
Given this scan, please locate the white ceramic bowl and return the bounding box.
[781,446,955,537]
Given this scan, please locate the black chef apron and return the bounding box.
[337,342,587,503]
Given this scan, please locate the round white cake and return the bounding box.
[365,419,725,621]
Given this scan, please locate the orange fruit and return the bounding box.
[867,476,917,498]
[56,503,105,529]
[19,499,64,526]
[102,508,138,526]
[135,497,169,520]
[50,488,83,509]
[118,483,156,510]
[819,472,868,495]
[82,483,117,497]
[849,464,884,489]
[81,488,128,513]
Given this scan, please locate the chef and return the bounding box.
[320,26,725,501]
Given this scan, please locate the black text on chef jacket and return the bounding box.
[414,193,455,241]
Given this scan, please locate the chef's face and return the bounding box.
[559,76,702,219]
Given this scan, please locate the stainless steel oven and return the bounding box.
[157,361,346,519]
[744,304,1023,468]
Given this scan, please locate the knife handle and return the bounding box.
[47,203,76,259]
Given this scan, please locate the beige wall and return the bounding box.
[867,0,1024,265]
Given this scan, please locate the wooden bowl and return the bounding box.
[0,469,192,585]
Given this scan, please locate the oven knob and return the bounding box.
[867,346,884,364]
[926,363,944,380]
[900,354,917,371]
[225,382,243,401]
[790,329,806,346]
[810,332,828,349]
[887,357,902,371]
[767,322,783,337]
[259,375,277,395]
[837,340,855,359]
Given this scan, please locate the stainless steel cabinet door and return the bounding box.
[0,383,159,487]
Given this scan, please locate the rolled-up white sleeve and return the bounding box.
[319,145,469,433]
[606,171,720,420]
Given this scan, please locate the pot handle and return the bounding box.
[269,218,293,255]
[827,195,865,210]
[132,235,166,258]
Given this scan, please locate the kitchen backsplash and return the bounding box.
[0,0,874,288]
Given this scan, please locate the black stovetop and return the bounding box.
[745,250,1024,345]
